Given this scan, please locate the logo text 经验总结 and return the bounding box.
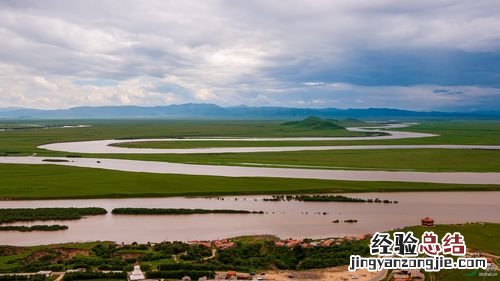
[348,231,489,272]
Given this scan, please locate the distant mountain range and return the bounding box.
[0,103,499,120]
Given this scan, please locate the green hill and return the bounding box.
[344,117,364,123]
[281,116,345,130]
[325,117,367,127]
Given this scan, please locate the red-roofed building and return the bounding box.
[286,240,302,248]
[319,239,334,247]
[214,240,235,249]
[274,241,286,247]
[421,217,434,226]
[226,271,237,279]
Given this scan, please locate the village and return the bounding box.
[1,218,497,281]
[187,235,369,251]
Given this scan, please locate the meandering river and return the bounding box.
[37,123,440,154]
[1,123,499,184]
[2,156,500,184]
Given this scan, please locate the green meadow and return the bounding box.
[0,120,499,172]
[114,120,500,148]
[1,120,500,157]
[0,119,368,156]
[104,148,500,172]
[0,164,499,200]
[0,119,500,199]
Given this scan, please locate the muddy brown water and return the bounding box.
[0,192,498,246]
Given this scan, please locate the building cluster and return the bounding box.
[215,271,272,281]
[175,271,272,281]
[188,239,236,249]
[188,235,370,251]
[216,271,249,280]
[213,239,236,249]
[274,235,368,248]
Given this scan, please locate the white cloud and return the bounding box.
[303,82,325,86]
[0,64,182,109]
[0,0,499,110]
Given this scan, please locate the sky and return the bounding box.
[1,0,500,111]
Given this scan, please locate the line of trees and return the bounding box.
[0,208,107,224]
[264,194,397,203]
[62,272,126,281]
[0,225,68,232]
[112,208,264,215]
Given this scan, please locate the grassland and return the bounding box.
[102,148,500,172]
[102,120,500,172]
[0,119,369,157]
[1,120,500,156]
[1,119,500,199]
[1,120,499,172]
[0,164,499,200]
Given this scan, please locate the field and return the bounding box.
[1,119,500,154]
[1,119,500,199]
[113,120,500,148]
[1,121,499,172]
[103,121,500,172]
[0,119,369,157]
[102,148,500,172]
[0,164,499,200]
